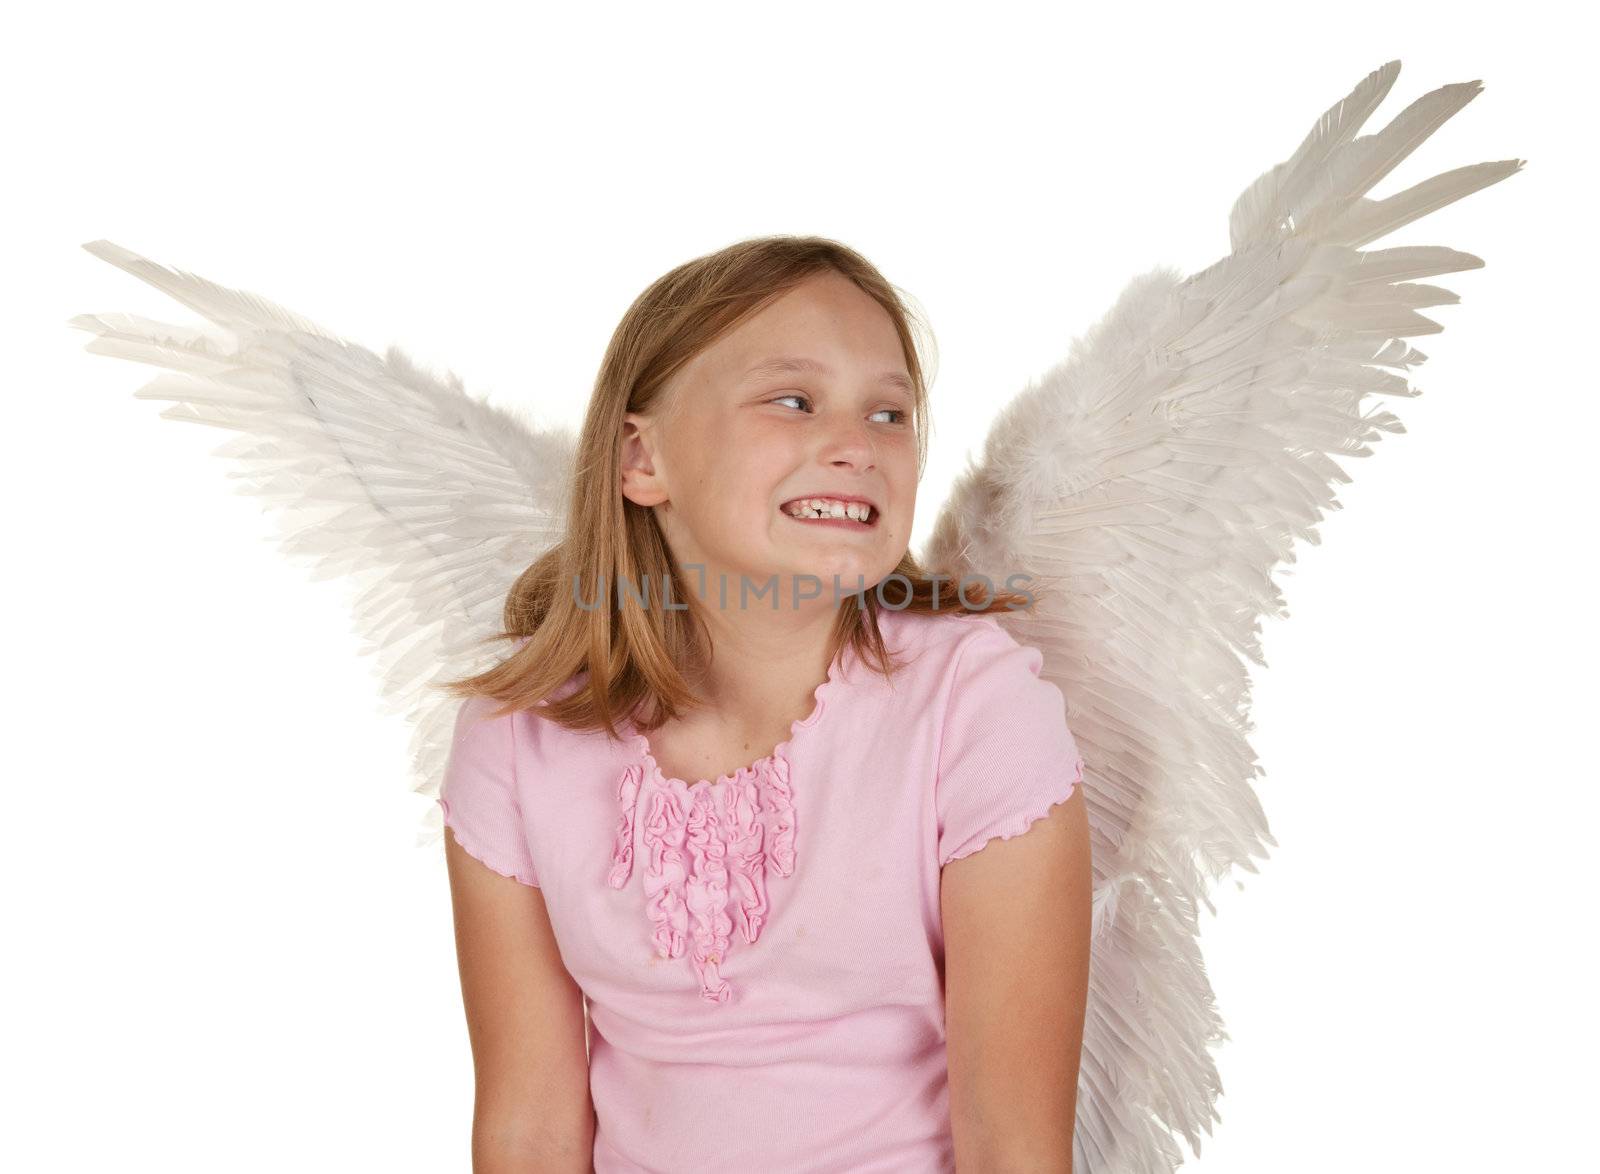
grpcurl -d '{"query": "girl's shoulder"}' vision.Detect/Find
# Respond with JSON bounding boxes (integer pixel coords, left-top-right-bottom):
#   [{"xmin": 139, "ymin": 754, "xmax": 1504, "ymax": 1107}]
[
  {"xmin": 859, "ymin": 607, "xmax": 1050, "ymax": 722},
  {"xmin": 877, "ymin": 606, "xmax": 1061, "ymax": 716},
  {"xmin": 875, "ymin": 604, "xmax": 1031, "ymax": 666}
]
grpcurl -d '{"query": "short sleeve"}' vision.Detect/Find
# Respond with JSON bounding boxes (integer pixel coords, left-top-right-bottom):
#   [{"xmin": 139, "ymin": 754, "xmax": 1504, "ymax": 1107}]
[
  {"xmin": 437, "ymin": 694, "xmax": 540, "ymax": 887},
  {"xmin": 935, "ymin": 619, "xmax": 1086, "ymax": 867}
]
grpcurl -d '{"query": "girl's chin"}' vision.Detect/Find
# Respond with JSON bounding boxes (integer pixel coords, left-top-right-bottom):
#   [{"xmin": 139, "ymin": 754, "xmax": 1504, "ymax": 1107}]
[
  {"xmin": 770, "ymin": 561, "xmax": 883, "ymax": 593},
  {"xmin": 706, "ymin": 550, "xmax": 871, "ymax": 586}
]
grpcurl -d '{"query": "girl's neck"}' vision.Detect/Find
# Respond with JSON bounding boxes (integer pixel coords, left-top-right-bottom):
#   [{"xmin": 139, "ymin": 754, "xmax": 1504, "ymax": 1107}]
[{"xmin": 683, "ymin": 604, "xmax": 842, "ymax": 735}]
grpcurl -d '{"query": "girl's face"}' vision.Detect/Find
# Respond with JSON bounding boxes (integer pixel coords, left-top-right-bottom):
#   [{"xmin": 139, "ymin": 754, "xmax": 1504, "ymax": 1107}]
[{"xmin": 622, "ymin": 270, "xmax": 918, "ymax": 611}]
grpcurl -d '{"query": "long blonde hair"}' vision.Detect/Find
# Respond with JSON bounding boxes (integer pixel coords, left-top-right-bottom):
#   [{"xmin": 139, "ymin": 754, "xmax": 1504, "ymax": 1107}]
[{"xmin": 441, "ymin": 234, "xmax": 1031, "ymax": 734}]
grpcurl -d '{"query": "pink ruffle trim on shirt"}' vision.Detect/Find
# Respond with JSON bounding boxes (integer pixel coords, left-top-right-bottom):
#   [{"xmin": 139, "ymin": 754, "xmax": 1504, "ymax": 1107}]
[
  {"xmin": 606, "ymin": 661, "xmax": 837, "ymax": 1005},
  {"xmin": 438, "ymin": 796, "xmax": 540, "ymax": 887},
  {"xmin": 941, "ymin": 753, "xmax": 1087, "ymax": 866}
]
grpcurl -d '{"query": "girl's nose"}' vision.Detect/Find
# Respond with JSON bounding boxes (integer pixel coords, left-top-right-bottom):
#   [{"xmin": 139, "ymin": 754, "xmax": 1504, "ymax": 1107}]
[{"xmin": 819, "ymin": 415, "xmax": 876, "ymax": 470}]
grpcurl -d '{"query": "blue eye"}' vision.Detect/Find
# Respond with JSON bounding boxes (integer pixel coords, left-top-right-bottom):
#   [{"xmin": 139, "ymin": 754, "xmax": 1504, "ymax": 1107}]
[{"xmin": 770, "ymin": 393, "xmax": 908, "ymax": 425}]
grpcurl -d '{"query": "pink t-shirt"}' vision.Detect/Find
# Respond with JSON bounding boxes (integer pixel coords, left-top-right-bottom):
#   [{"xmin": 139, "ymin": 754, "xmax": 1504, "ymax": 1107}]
[{"xmin": 437, "ymin": 605, "xmax": 1086, "ymax": 1172}]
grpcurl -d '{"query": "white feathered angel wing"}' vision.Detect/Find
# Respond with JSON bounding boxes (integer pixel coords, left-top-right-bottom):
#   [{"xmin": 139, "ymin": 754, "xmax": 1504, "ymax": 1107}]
[
  {"xmin": 70, "ymin": 241, "xmax": 576, "ymax": 847},
  {"xmin": 921, "ymin": 60, "xmax": 1523, "ymax": 1173}
]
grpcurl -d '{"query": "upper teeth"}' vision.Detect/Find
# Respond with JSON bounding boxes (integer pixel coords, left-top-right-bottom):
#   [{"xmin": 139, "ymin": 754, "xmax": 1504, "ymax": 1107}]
[{"xmin": 785, "ymin": 497, "xmax": 873, "ymax": 522}]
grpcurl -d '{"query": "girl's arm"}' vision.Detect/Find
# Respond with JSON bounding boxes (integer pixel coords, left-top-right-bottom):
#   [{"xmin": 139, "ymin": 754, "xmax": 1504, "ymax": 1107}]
[
  {"xmin": 940, "ymin": 784, "xmax": 1093, "ymax": 1172},
  {"xmin": 444, "ymin": 833, "xmax": 595, "ymax": 1172}
]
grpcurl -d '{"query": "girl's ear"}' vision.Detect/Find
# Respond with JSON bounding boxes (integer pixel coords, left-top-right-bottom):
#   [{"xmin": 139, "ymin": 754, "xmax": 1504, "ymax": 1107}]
[{"xmin": 620, "ymin": 414, "xmax": 670, "ymax": 508}]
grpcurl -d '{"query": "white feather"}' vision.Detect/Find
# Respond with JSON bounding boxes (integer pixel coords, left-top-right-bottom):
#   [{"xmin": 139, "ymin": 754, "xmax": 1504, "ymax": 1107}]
[
  {"xmin": 920, "ymin": 59, "xmax": 1522, "ymax": 1172},
  {"xmin": 68, "ymin": 240, "xmax": 576, "ymax": 849}
]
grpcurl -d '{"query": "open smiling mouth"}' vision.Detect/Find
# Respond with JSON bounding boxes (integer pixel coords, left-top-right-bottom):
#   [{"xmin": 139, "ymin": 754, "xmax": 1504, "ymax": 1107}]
[{"xmin": 779, "ymin": 497, "xmax": 878, "ymax": 529}]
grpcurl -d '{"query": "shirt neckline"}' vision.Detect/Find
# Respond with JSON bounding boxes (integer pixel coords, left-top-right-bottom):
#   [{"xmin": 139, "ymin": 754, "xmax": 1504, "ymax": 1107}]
[{"xmin": 622, "ymin": 637, "xmax": 853, "ymax": 790}]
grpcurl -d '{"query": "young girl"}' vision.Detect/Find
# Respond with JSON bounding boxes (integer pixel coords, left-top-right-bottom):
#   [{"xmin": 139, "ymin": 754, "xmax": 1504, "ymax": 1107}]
[
  {"xmin": 435, "ymin": 237, "xmax": 1093, "ymax": 1172},
  {"xmin": 76, "ymin": 66, "xmax": 1519, "ymax": 1173}
]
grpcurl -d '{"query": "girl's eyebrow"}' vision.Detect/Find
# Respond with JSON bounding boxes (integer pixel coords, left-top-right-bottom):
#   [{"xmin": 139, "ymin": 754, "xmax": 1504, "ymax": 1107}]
[{"xmin": 739, "ymin": 355, "xmax": 914, "ymax": 395}]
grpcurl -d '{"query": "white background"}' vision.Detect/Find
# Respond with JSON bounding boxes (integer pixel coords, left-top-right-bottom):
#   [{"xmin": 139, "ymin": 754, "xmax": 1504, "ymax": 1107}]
[{"xmin": 5, "ymin": 2, "xmax": 1589, "ymax": 1170}]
